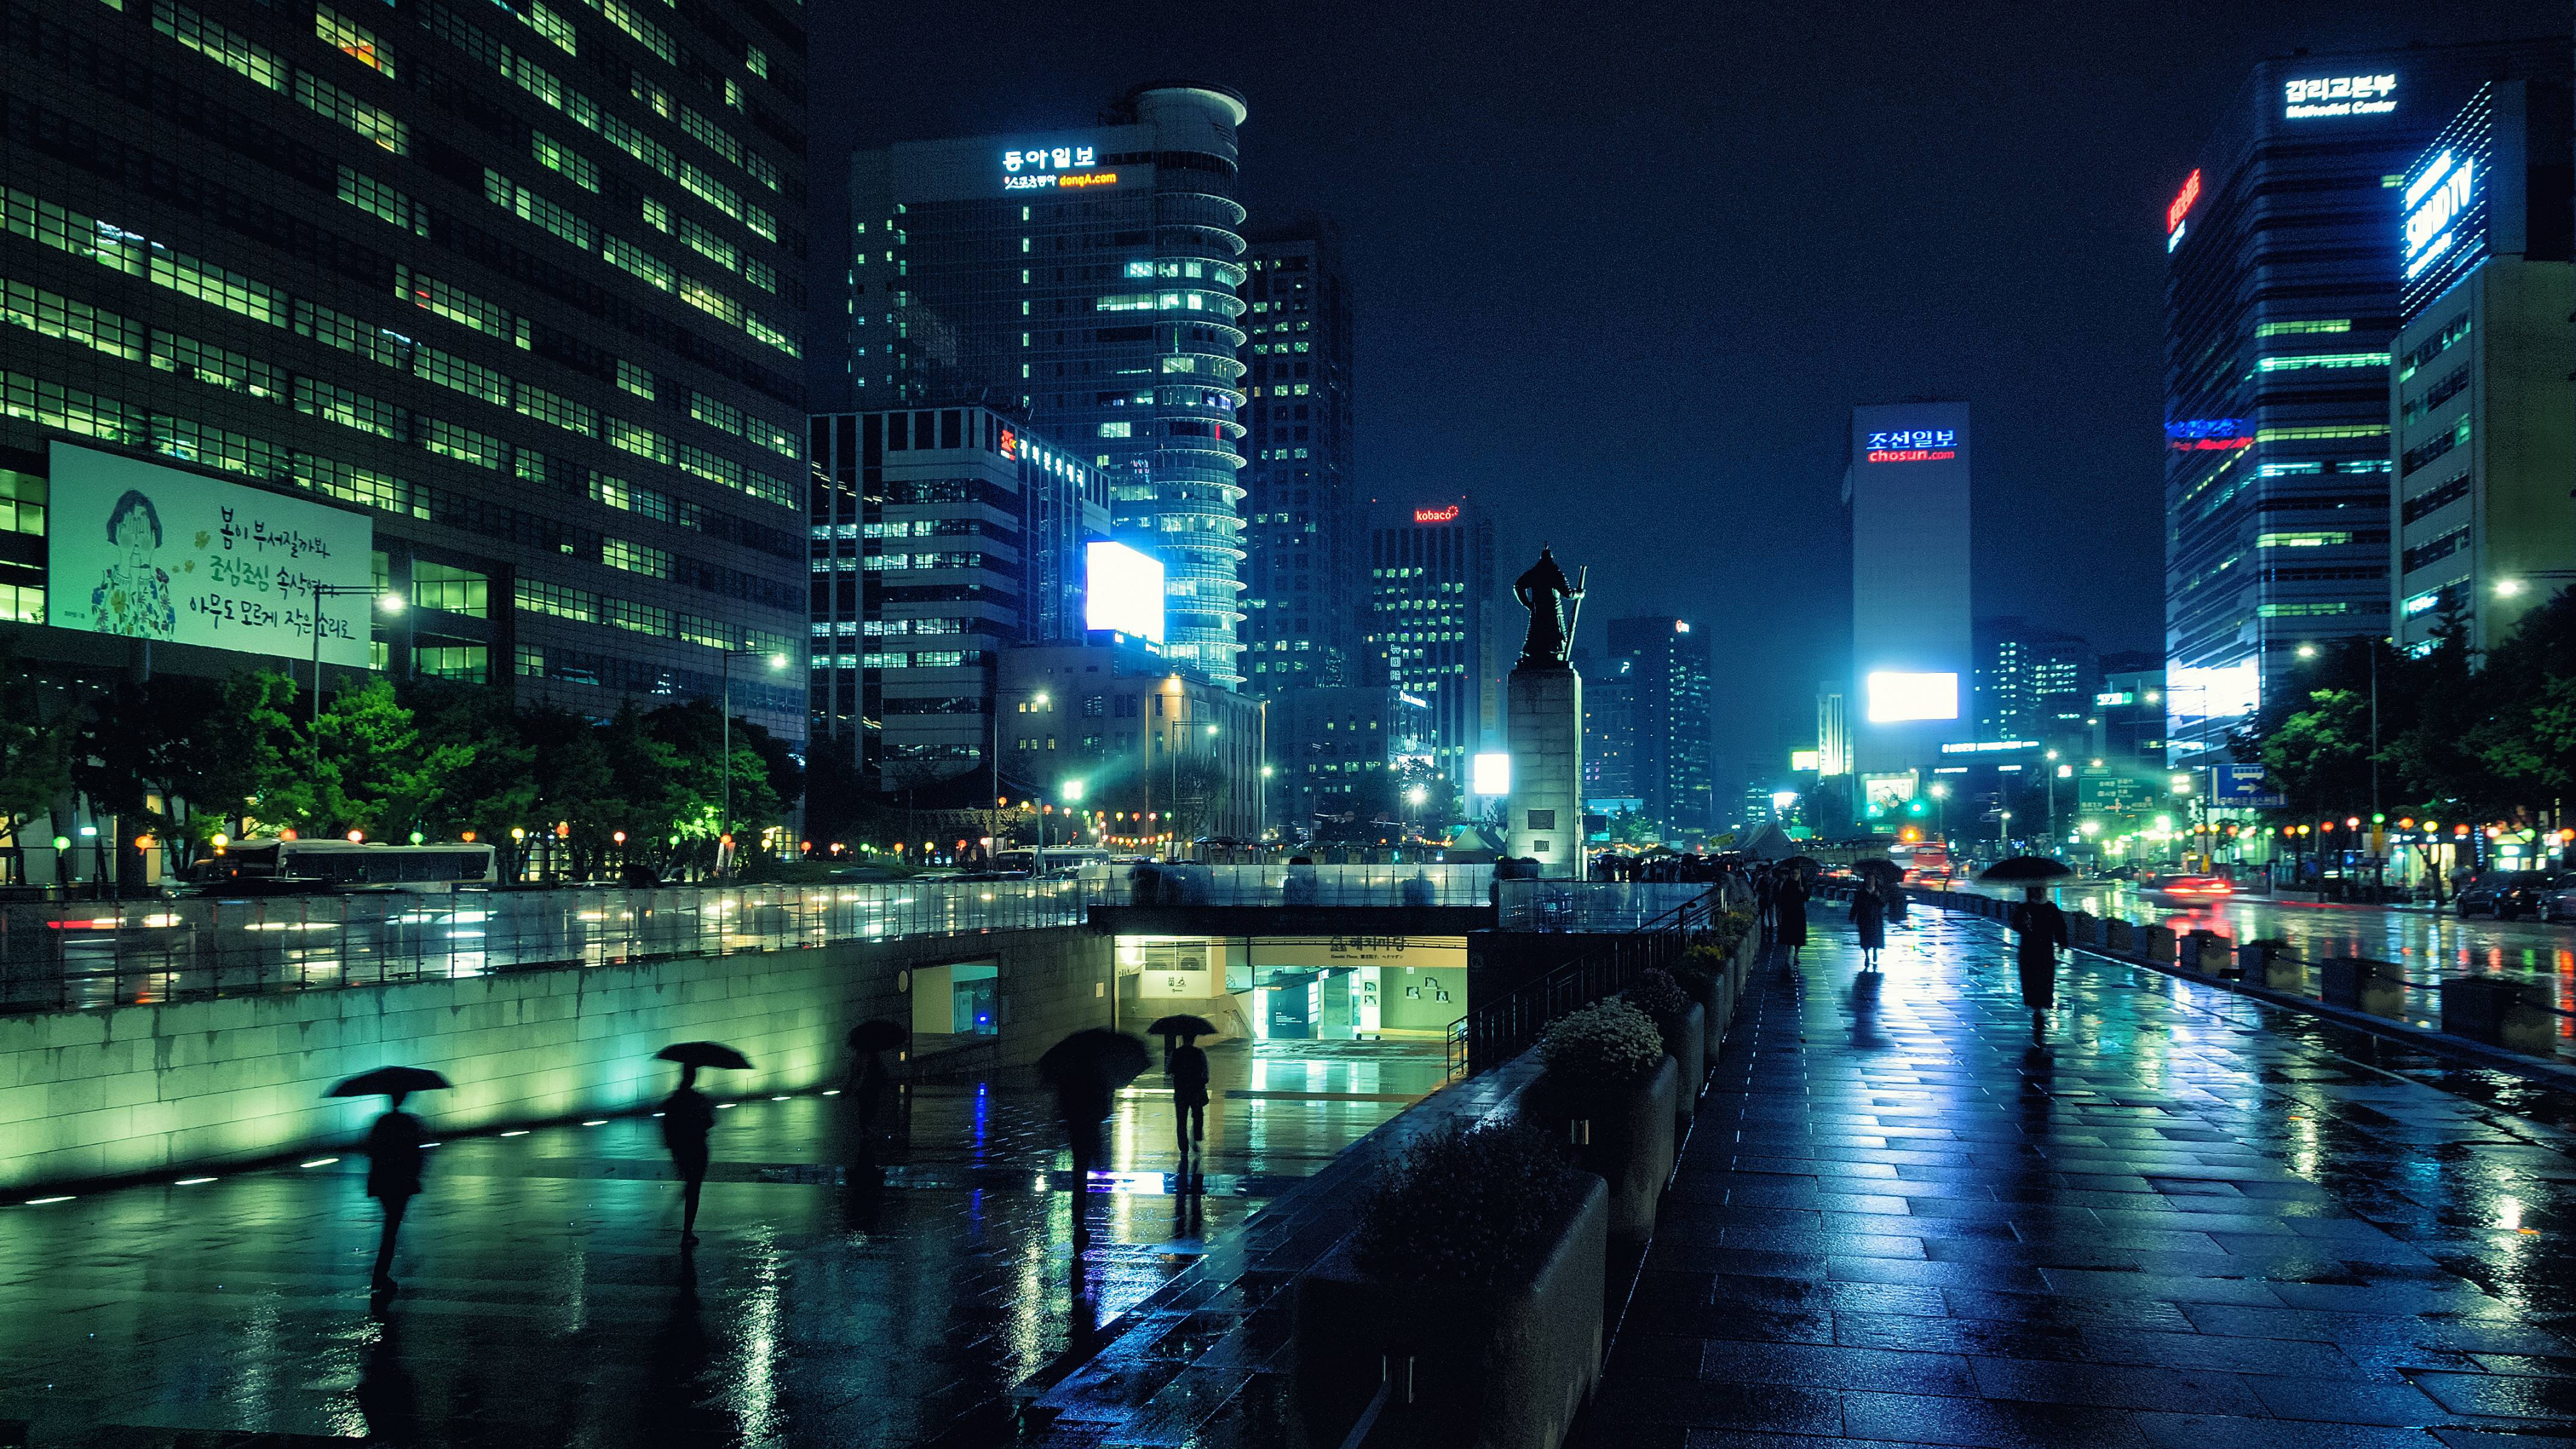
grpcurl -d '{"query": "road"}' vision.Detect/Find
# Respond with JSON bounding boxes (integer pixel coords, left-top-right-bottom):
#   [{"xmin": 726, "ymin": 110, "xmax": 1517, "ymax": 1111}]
[{"xmin": 1944, "ymin": 879, "xmax": 2576, "ymax": 1053}]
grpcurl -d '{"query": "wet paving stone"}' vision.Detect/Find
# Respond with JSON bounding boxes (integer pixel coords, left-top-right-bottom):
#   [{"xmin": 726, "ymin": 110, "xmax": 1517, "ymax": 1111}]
[{"xmin": 1573, "ymin": 909, "xmax": 2576, "ymax": 1449}]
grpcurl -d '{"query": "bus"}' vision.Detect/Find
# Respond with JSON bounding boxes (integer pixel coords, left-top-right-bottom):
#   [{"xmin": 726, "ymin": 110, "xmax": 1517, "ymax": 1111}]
[
  {"xmin": 191, "ymin": 839, "xmax": 500, "ymax": 894},
  {"xmin": 1889, "ymin": 839, "xmax": 1956, "ymax": 885}
]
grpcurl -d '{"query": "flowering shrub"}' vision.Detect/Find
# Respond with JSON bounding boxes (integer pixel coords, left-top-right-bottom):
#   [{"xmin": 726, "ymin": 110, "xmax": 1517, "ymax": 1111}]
[
  {"xmin": 1538, "ymin": 999, "xmax": 1664, "ymax": 1087},
  {"xmin": 1353, "ymin": 1119, "xmax": 1585, "ymax": 1290},
  {"xmin": 1625, "ymin": 967, "xmax": 1688, "ymax": 1020},
  {"xmin": 1708, "ymin": 908, "xmax": 1757, "ymax": 955}
]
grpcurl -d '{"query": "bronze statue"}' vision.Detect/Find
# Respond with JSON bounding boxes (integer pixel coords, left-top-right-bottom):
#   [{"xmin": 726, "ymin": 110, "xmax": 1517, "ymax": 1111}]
[{"xmin": 1513, "ymin": 546, "xmax": 1583, "ymax": 666}]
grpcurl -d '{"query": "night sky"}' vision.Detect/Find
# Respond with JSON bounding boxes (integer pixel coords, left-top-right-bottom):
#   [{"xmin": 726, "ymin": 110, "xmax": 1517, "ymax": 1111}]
[{"xmin": 808, "ymin": 0, "xmax": 2563, "ymax": 811}]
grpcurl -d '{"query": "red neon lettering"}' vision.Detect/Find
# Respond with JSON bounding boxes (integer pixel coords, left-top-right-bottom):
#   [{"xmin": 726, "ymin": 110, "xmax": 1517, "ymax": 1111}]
[
  {"xmin": 2167, "ymin": 168, "xmax": 2201, "ymax": 233},
  {"xmin": 1413, "ymin": 505, "xmax": 1460, "ymax": 523},
  {"xmin": 998, "ymin": 428, "xmax": 1017, "ymax": 459}
]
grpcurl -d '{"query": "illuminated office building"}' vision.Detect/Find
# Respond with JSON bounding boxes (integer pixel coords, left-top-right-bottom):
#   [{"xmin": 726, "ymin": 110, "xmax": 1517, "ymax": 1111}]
[
  {"xmin": 808, "ymin": 408, "xmax": 1110, "ymax": 789},
  {"xmin": 2163, "ymin": 40, "xmax": 2561, "ymax": 761},
  {"xmin": 1278, "ymin": 684, "xmax": 1396, "ymax": 835},
  {"xmin": 0, "ymin": 0, "xmax": 810, "ymax": 739},
  {"xmin": 1578, "ymin": 651, "xmax": 1640, "ymax": 812},
  {"xmin": 1847, "ymin": 401, "xmax": 1972, "ymax": 786},
  {"xmin": 1603, "ymin": 617, "xmax": 1713, "ymax": 836},
  {"xmin": 2390, "ymin": 79, "xmax": 2575, "ymax": 657},
  {"xmin": 1364, "ymin": 498, "xmax": 1496, "ymax": 790},
  {"xmin": 1238, "ymin": 218, "xmax": 1358, "ymax": 692},
  {"xmin": 1974, "ymin": 617, "xmax": 2096, "ymax": 745},
  {"xmin": 843, "ymin": 85, "xmax": 1252, "ymax": 688}
]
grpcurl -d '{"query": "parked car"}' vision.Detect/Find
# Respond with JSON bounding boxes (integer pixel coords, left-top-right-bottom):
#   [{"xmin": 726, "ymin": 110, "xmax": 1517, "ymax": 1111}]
[
  {"xmin": 2457, "ymin": 870, "xmax": 2557, "ymax": 920},
  {"xmin": 2539, "ymin": 879, "xmax": 2576, "ymax": 923}
]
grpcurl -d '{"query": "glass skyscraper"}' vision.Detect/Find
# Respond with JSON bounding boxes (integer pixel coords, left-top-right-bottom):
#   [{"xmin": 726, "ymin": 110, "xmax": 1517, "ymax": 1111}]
[
  {"xmin": 843, "ymin": 85, "xmax": 1252, "ymax": 688},
  {"xmin": 0, "ymin": 0, "xmax": 810, "ymax": 739},
  {"xmin": 2162, "ymin": 39, "xmax": 2560, "ymax": 761},
  {"xmin": 1238, "ymin": 217, "xmax": 1357, "ymax": 692},
  {"xmin": 1364, "ymin": 499, "xmax": 1494, "ymax": 790}
]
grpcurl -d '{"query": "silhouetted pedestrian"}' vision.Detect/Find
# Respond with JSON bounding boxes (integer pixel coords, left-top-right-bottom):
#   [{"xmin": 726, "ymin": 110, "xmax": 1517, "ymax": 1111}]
[
  {"xmin": 1853, "ymin": 881, "xmax": 1886, "ymax": 970},
  {"xmin": 2010, "ymin": 886, "xmax": 2070, "ymax": 1036},
  {"xmin": 1057, "ymin": 1065, "xmax": 1113, "ymax": 1181},
  {"xmin": 1776, "ymin": 872, "xmax": 1810, "ymax": 967},
  {"xmin": 660, "ymin": 1065, "xmax": 717, "ymax": 1246},
  {"xmin": 1167, "ymin": 1037, "xmax": 1210, "ymax": 1159},
  {"xmin": 364, "ymin": 1092, "xmax": 426, "ymax": 1296}
]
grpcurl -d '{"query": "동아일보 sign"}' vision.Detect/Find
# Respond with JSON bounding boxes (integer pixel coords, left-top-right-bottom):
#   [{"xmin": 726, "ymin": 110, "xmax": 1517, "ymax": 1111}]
[{"xmin": 45, "ymin": 443, "xmax": 376, "ymax": 667}]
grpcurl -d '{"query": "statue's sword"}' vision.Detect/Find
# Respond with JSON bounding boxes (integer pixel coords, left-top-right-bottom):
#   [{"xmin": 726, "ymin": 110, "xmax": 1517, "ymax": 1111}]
[{"xmin": 1565, "ymin": 566, "xmax": 1588, "ymax": 655}]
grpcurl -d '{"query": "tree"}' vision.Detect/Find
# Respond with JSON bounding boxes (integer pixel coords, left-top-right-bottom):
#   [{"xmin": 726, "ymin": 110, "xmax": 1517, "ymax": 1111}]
[
  {"xmin": 0, "ymin": 654, "xmax": 74, "ymax": 864},
  {"xmin": 2260, "ymin": 688, "xmax": 2373, "ymax": 819},
  {"xmin": 1168, "ymin": 753, "xmax": 1234, "ymax": 841}
]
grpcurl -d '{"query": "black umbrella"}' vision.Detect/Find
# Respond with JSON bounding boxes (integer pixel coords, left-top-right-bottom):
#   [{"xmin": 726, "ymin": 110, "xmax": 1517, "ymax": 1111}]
[
  {"xmin": 847, "ymin": 1020, "xmax": 906, "ymax": 1053},
  {"xmin": 328, "ymin": 1066, "xmax": 451, "ymax": 1099},
  {"xmin": 1856, "ymin": 859, "xmax": 1904, "ymax": 881},
  {"xmin": 1148, "ymin": 1014, "xmax": 1218, "ymax": 1040},
  {"xmin": 1781, "ymin": 855, "xmax": 1821, "ymax": 872},
  {"xmin": 657, "ymin": 1041, "xmax": 752, "ymax": 1071},
  {"xmin": 1979, "ymin": 855, "xmax": 2076, "ymax": 883},
  {"xmin": 1037, "ymin": 1028, "xmax": 1151, "ymax": 1089}
]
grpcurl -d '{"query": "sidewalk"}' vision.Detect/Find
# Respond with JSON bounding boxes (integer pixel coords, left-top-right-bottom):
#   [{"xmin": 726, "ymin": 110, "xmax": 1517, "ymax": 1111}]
[{"xmin": 1577, "ymin": 908, "xmax": 2576, "ymax": 1447}]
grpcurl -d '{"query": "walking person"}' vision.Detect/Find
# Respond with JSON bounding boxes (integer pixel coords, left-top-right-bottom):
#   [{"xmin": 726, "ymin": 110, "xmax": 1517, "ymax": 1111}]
[
  {"xmin": 2009, "ymin": 885, "xmax": 2070, "ymax": 1038},
  {"xmin": 1167, "ymin": 1035, "xmax": 1210, "ymax": 1163},
  {"xmin": 1852, "ymin": 879, "xmax": 1886, "ymax": 971},
  {"xmin": 364, "ymin": 1090, "xmax": 426, "ymax": 1297},
  {"xmin": 661, "ymin": 1064, "xmax": 717, "ymax": 1247},
  {"xmin": 1776, "ymin": 869, "xmax": 1810, "ymax": 969}
]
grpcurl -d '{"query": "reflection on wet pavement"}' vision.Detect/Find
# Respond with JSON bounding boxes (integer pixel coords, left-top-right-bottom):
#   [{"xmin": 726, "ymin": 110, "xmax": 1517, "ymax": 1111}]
[
  {"xmin": 1581, "ymin": 910, "xmax": 2576, "ymax": 1446},
  {"xmin": 1990, "ymin": 879, "xmax": 2576, "ymax": 1055},
  {"xmin": 0, "ymin": 1038, "xmax": 1450, "ymax": 1446}
]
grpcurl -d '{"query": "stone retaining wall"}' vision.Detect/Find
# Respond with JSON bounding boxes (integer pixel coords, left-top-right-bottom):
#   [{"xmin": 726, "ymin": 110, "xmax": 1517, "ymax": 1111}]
[{"xmin": 0, "ymin": 926, "xmax": 1109, "ymax": 1191}]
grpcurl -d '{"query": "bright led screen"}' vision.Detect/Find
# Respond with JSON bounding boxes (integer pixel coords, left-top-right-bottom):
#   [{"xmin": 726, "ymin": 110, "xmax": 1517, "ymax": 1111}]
[
  {"xmin": 1865, "ymin": 671, "xmax": 1959, "ymax": 723},
  {"xmin": 1472, "ymin": 751, "xmax": 1511, "ymax": 796},
  {"xmin": 1084, "ymin": 541, "xmax": 1164, "ymax": 643}
]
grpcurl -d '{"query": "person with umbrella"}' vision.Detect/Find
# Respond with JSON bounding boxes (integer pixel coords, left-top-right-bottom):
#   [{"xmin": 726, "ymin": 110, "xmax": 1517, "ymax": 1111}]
[
  {"xmin": 1150, "ymin": 1016, "xmax": 1216, "ymax": 1163},
  {"xmin": 1038, "ymin": 1028, "xmax": 1149, "ymax": 1185},
  {"xmin": 1851, "ymin": 875, "xmax": 1887, "ymax": 971},
  {"xmin": 846, "ymin": 1020, "xmax": 905, "ymax": 1143},
  {"xmin": 655, "ymin": 1042, "xmax": 750, "ymax": 1246},
  {"xmin": 1982, "ymin": 857, "xmax": 2074, "ymax": 1036},
  {"xmin": 329, "ymin": 1066, "xmax": 451, "ymax": 1297}
]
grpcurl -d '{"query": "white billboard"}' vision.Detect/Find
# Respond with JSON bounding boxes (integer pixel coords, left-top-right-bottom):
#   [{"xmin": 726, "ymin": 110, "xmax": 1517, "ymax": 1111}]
[
  {"xmin": 1865, "ymin": 670, "xmax": 1959, "ymax": 723},
  {"xmin": 45, "ymin": 444, "xmax": 375, "ymax": 667},
  {"xmin": 1085, "ymin": 539, "xmax": 1164, "ymax": 643},
  {"xmin": 1471, "ymin": 751, "xmax": 1511, "ymax": 796}
]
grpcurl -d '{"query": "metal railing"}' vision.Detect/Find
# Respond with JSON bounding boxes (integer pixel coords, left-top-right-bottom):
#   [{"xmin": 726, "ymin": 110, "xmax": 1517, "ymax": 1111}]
[
  {"xmin": 1099, "ymin": 862, "xmax": 1494, "ymax": 908},
  {"xmin": 1494, "ymin": 880, "xmax": 1715, "ymax": 932},
  {"xmin": 0, "ymin": 880, "xmax": 1095, "ymax": 1013},
  {"xmin": 1447, "ymin": 888, "xmax": 1725, "ymax": 1077}
]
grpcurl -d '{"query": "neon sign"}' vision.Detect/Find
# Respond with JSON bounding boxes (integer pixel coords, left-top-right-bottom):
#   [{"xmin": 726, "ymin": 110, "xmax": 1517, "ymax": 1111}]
[
  {"xmin": 1413, "ymin": 506, "xmax": 1460, "ymax": 523},
  {"xmin": 2166, "ymin": 170, "xmax": 2200, "ymax": 233},
  {"xmin": 1004, "ymin": 170, "xmax": 1118, "ymax": 192},
  {"xmin": 2285, "ymin": 73, "xmax": 2396, "ymax": 119},
  {"xmin": 2402, "ymin": 148, "xmax": 2474, "ymax": 282},
  {"xmin": 1004, "ymin": 146, "xmax": 1096, "ymax": 173},
  {"xmin": 2165, "ymin": 418, "xmax": 2251, "ymax": 451},
  {"xmin": 1866, "ymin": 447, "xmax": 1957, "ymax": 464},
  {"xmin": 998, "ymin": 427, "xmax": 1017, "ymax": 460}
]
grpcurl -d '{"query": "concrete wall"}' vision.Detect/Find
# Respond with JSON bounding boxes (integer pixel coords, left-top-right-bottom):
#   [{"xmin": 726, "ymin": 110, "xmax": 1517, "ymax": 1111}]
[{"xmin": 0, "ymin": 926, "xmax": 1110, "ymax": 1191}]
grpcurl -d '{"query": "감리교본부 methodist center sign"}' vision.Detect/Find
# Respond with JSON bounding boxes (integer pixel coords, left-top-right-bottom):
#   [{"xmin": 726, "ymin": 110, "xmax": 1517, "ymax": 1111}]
[{"xmin": 44, "ymin": 443, "xmax": 376, "ymax": 668}]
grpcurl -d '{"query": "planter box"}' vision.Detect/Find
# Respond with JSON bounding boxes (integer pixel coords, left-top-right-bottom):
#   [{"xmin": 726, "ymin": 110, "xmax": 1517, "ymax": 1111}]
[
  {"xmin": 2066, "ymin": 911, "xmax": 2097, "ymax": 947},
  {"xmin": 2139, "ymin": 924, "xmax": 2176, "ymax": 963},
  {"xmin": 2182, "ymin": 930, "xmax": 2229, "ymax": 975},
  {"xmin": 1664, "ymin": 1002, "xmax": 1706, "ymax": 1126},
  {"xmin": 1295, "ymin": 1178, "xmax": 1609, "ymax": 1449},
  {"xmin": 1523, "ymin": 1057, "xmax": 1678, "ymax": 1244},
  {"xmin": 2442, "ymin": 977, "xmax": 2559, "ymax": 1057},
  {"xmin": 2104, "ymin": 918, "xmax": 2135, "ymax": 952},
  {"xmin": 2240, "ymin": 941, "xmax": 2303, "ymax": 990},
  {"xmin": 2320, "ymin": 957, "xmax": 2406, "ymax": 1018}
]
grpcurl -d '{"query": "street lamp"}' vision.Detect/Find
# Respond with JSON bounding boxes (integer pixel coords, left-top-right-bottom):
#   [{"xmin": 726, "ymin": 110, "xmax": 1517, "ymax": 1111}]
[
  {"xmin": 1928, "ymin": 781, "xmax": 1948, "ymax": 840},
  {"xmin": 305, "ymin": 583, "xmax": 405, "ymax": 727},
  {"xmin": 718, "ymin": 646, "xmax": 789, "ymax": 871},
  {"xmin": 1051, "ymin": 779, "xmax": 1084, "ymax": 876}
]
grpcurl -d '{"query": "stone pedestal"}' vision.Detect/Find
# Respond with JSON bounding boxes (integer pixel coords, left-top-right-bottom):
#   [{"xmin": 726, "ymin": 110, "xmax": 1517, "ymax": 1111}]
[{"xmin": 1507, "ymin": 662, "xmax": 1582, "ymax": 879}]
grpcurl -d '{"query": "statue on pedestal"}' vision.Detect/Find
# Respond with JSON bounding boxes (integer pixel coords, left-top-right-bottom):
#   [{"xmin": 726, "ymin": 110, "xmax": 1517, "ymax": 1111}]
[{"xmin": 1512, "ymin": 546, "xmax": 1584, "ymax": 667}]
